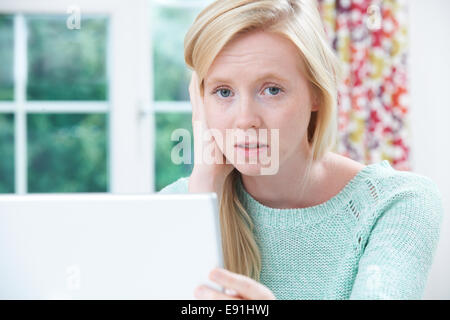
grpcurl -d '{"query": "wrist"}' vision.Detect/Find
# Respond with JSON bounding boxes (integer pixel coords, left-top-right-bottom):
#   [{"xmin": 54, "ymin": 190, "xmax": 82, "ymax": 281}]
[{"xmin": 189, "ymin": 168, "xmax": 228, "ymax": 195}]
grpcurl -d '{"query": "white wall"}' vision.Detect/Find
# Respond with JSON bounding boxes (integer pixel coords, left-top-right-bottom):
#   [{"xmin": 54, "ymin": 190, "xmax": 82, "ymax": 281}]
[{"xmin": 409, "ymin": 0, "xmax": 450, "ymax": 299}]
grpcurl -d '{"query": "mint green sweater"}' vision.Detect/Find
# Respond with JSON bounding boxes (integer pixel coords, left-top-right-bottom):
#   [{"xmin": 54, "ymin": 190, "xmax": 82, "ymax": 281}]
[{"xmin": 159, "ymin": 160, "xmax": 444, "ymax": 299}]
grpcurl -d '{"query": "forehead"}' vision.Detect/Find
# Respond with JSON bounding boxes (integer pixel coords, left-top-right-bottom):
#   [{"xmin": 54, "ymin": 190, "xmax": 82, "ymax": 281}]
[{"xmin": 205, "ymin": 30, "xmax": 305, "ymax": 83}]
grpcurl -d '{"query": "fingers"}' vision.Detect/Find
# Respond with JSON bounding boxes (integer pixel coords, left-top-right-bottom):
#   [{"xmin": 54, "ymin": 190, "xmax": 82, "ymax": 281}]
[
  {"xmin": 189, "ymin": 71, "xmax": 206, "ymax": 124},
  {"xmin": 194, "ymin": 285, "xmax": 241, "ymax": 300},
  {"xmin": 189, "ymin": 72, "xmax": 233, "ymax": 171},
  {"xmin": 208, "ymin": 268, "xmax": 275, "ymax": 300},
  {"xmin": 190, "ymin": 71, "xmax": 215, "ymax": 166},
  {"xmin": 189, "ymin": 72, "xmax": 198, "ymax": 119}
]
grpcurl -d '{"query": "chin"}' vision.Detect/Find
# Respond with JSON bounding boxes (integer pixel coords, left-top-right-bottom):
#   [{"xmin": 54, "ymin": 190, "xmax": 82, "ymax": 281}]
[{"xmin": 232, "ymin": 163, "xmax": 268, "ymax": 176}]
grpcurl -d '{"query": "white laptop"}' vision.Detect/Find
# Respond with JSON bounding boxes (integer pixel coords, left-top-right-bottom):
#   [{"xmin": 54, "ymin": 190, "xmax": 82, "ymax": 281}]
[{"xmin": 0, "ymin": 193, "xmax": 223, "ymax": 300}]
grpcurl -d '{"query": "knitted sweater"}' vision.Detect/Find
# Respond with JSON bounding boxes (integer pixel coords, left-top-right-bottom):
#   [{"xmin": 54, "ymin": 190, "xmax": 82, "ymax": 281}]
[{"xmin": 158, "ymin": 160, "xmax": 444, "ymax": 299}]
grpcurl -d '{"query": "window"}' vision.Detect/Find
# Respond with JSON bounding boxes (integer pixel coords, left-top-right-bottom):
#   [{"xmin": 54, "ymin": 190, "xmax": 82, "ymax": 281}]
[
  {"xmin": 0, "ymin": 15, "xmax": 14, "ymax": 193},
  {"xmin": 152, "ymin": 1, "xmax": 210, "ymax": 191},
  {"xmin": 0, "ymin": 0, "xmax": 210, "ymax": 194},
  {"xmin": 0, "ymin": 15, "xmax": 13, "ymax": 100},
  {"xmin": 0, "ymin": 13, "xmax": 108, "ymax": 194},
  {"xmin": 0, "ymin": 113, "xmax": 14, "ymax": 193}
]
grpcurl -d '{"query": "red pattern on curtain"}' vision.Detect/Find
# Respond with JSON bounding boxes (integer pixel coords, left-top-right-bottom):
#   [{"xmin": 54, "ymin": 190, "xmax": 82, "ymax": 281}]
[{"xmin": 317, "ymin": 0, "xmax": 411, "ymax": 170}]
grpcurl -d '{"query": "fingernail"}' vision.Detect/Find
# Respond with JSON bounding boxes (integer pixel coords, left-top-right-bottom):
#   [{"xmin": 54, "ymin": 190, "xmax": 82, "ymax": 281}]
[{"xmin": 225, "ymin": 288, "xmax": 238, "ymax": 296}]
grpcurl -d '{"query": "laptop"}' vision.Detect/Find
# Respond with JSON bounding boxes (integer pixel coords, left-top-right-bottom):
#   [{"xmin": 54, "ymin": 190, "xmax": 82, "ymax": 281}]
[{"xmin": 0, "ymin": 193, "xmax": 223, "ymax": 299}]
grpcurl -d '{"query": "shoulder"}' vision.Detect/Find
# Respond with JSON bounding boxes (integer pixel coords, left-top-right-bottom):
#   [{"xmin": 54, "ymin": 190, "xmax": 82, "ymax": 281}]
[
  {"xmin": 371, "ymin": 162, "xmax": 443, "ymax": 213},
  {"xmin": 318, "ymin": 152, "xmax": 366, "ymax": 201},
  {"xmin": 325, "ymin": 152, "xmax": 443, "ymax": 214},
  {"xmin": 349, "ymin": 167, "xmax": 444, "ymax": 299},
  {"xmin": 325, "ymin": 152, "xmax": 444, "ymax": 233},
  {"xmin": 158, "ymin": 176, "xmax": 190, "ymax": 194},
  {"xmin": 327, "ymin": 153, "xmax": 366, "ymax": 182},
  {"xmin": 357, "ymin": 160, "xmax": 444, "ymax": 244}
]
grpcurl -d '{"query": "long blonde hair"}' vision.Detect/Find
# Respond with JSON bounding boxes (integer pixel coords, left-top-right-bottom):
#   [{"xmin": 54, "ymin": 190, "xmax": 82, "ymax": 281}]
[{"xmin": 184, "ymin": 0, "xmax": 342, "ymax": 281}]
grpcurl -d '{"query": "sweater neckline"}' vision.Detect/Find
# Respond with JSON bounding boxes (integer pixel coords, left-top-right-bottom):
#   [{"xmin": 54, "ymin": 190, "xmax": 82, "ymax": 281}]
[{"xmin": 236, "ymin": 160, "xmax": 392, "ymax": 228}]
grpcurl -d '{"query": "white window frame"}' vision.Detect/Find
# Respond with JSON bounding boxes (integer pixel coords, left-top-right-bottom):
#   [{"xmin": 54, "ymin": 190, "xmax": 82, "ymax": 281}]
[
  {"xmin": 0, "ymin": 0, "xmax": 213, "ymax": 194},
  {"xmin": 0, "ymin": 0, "xmax": 153, "ymax": 194}
]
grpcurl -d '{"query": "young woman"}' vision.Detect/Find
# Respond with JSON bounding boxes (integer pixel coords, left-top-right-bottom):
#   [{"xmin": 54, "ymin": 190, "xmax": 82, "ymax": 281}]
[{"xmin": 159, "ymin": 0, "xmax": 443, "ymax": 300}]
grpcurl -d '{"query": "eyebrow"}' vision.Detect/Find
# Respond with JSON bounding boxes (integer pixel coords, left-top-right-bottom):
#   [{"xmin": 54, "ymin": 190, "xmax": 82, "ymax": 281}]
[{"xmin": 205, "ymin": 73, "xmax": 289, "ymax": 86}]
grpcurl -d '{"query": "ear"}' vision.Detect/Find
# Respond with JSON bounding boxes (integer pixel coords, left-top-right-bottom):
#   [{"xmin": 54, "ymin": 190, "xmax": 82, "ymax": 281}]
[
  {"xmin": 311, "ymin": 95, "xmax": 319, "ymax": 112},
  {"xmin": 310, "ymin": 87, "xmax": 320, "ymax": 112}
]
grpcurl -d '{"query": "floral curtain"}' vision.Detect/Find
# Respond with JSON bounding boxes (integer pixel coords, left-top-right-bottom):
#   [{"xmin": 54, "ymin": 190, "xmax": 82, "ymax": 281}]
[{"xmin": 318, "ymin": 0, "xmax": 410, "ymax": 170}]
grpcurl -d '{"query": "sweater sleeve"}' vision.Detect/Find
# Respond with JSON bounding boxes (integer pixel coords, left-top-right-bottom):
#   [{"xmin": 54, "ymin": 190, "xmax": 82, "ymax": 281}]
[
  {"xmin": 349, "ymin": 176, "xmax": 444, "ymax": 300},
  {"xmin": 158, "ymin": 176, "xmax": 189, "ymax": 194}
]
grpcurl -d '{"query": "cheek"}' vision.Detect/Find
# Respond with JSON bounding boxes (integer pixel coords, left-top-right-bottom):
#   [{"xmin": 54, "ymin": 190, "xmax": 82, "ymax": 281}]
[
  {"xmin": 203, "ymin": 102, "xmax": 235, "ymax": 155},
  {"xmin": 211, "ymin": 129, "xmax": 227, "ymax": 152},
  {"xmin": 204, "ymin": 112, "xmax": 228, "ymax": 151},
  {"xmin": 204, "ymin": 100, "xmax": 228, "ymax": 128},
  {"xmin": 273, "ymin": 107, "xmax": 310, "ymax": 149}
]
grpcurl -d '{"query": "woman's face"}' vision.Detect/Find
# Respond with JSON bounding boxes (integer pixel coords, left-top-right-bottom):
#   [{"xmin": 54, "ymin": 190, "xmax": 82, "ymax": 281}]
[{"xmin": 203, "ymin": 30, "xmax": 318, "ymax": 176}]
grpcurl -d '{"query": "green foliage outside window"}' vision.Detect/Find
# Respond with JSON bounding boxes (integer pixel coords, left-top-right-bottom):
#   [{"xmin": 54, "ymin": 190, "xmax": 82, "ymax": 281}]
[
  {"xmin": 0, "ymin": 114, "xmax": 14, "ymax": 193},
  {"xmin": 0, "ymin": 8, "xmax": 202, "ymax": 193},
  {"xmin": 0, "ymin": 15, "xmax": 14, "ymax": 100},
  {"xmin": 27, "ymin": 16, "xmax": 108, "ymax": 101},
  {"xmin": 152, "ymin": 6, "xmax": 200, "ymax": 101},
  {"xmin": 155, "ymin": 112, "xmax": 193, "ymax": 191},
  {"xmin": 153, "ymin": 6, "xmax": 201, "ymax": 190},
  {"xmin": 27, "ymin": 114, "xmax": 108, "ymax": 193}
]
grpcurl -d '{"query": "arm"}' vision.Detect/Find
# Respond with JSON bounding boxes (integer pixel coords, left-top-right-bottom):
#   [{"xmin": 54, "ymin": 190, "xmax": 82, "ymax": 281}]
[{"xmin": 350, "ymin": 177, "xmax": 444, "ymax": 299}]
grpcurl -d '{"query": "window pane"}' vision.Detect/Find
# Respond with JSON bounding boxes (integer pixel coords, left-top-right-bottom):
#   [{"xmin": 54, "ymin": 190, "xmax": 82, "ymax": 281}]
[
  {"xmin": 0, "ymin": 114, "xmax": 14, "ymax": 193},
  {"xmin": 155, "ymin": 112, "xmax": 193, "ymax": 191},
  {"xmin": 27, "ymin": 113, "xmax": 108, "ymax": 192},
  {"xmin": 0, "ymin": 15, "xmax": 14, "ymax": 101},
  {"xmin": 27, "ymin": 16, "xmax": 108, "ymax": 101},
  {"xmin": 152, "ymin": 6, "xmax": 201, "ymax": 101}
]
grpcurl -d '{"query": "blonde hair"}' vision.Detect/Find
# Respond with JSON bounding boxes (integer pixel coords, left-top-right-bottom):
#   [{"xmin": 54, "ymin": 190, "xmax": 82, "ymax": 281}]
[{"xmin": 184, "ymin": 0, "xmax": 342, "ymax": 281}]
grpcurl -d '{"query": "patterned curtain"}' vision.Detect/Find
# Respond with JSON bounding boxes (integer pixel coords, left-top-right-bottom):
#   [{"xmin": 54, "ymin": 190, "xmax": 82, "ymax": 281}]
[{"xmin": 317, "ymin": 0, "xmax": 410, "ymax": 170}]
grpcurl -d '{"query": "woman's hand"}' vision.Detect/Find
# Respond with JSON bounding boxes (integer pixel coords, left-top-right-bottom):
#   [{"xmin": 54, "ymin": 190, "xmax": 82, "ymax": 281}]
[
  {"xmin": 188, "ymin": 71, "xmax": 234, "ymax": 196},
  {"xmin": 194, "ymin": 268, "xmax": 276, "ymax": 300}
]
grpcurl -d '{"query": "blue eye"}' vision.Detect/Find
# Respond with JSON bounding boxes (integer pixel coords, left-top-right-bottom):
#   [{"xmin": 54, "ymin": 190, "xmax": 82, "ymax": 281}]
[
  {"xmin": 212, "ymin": 86, "xmax": 282, "ymax": 98},
  {"xmin": 264, "ymin": 87, "xmax": 281, "ymax": 96},
  {"xmin": 215, "ymin": 88, "xmax": 232, "ymax": 98}
]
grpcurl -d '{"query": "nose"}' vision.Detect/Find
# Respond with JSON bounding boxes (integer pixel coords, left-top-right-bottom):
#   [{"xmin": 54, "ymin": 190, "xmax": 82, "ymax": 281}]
[{"xmin": 235, "ymin": 96, "xmax": 261, "ymax": 130}]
